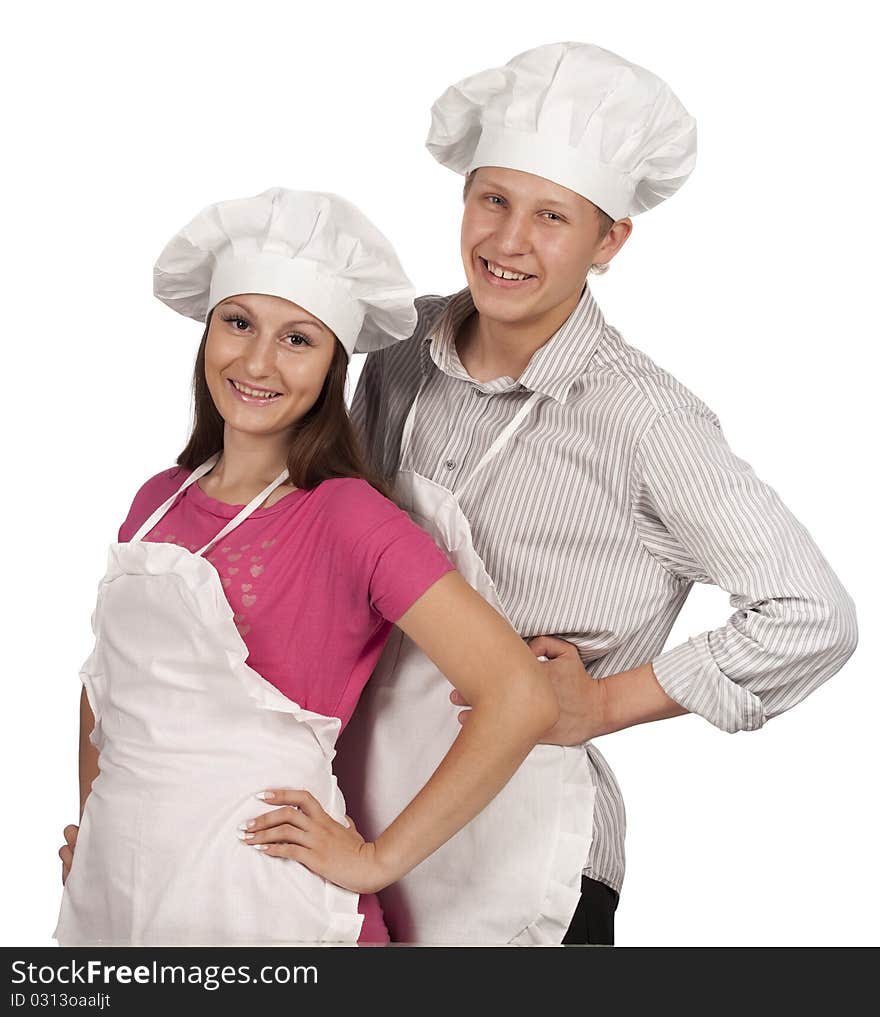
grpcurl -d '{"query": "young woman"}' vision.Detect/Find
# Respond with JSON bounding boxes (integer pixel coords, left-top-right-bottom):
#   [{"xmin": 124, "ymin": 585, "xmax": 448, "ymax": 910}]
[{"xmin": 54, "ymin": 187, "xmax": 559, "ymax": 946}]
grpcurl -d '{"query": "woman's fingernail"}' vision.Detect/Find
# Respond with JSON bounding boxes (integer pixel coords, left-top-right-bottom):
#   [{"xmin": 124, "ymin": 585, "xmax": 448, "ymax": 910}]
[
  {"xmin": 250, "ymin": 843, "xmax": 268, "ymax": 851},
  {"xmin": 237, "ymin": 820, "xmax": 256, "ymax": 830},
  {"xmin": 236, "ymin": 830, "xmax": 248, "ymax": 840},
  {"xmin": 255, "ymin": 791, "xmax": 275, "ymax": 801}
]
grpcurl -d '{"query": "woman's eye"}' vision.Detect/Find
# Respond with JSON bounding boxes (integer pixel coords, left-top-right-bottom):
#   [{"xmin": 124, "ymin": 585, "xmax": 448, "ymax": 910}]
[
  {"xmin": 487, "ymin": 195, "xmax": 505, "ymax": 206},
  {"xmin": 285, "ymin": 333, "xmax": 313, "ymax": 348},
  {"xmin": 221, "ymin": 314, "xmax": 251, "ymax": 331},
  {"xmin": 543, "ymin": 212, "xmax": 563, "ymax": 222}
]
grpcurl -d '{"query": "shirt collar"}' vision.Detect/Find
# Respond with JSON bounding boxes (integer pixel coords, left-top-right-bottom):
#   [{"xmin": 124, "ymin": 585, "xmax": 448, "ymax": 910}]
[{"xmin": 424, "ymin": 284, "xmax": 607, "ymax": 404}]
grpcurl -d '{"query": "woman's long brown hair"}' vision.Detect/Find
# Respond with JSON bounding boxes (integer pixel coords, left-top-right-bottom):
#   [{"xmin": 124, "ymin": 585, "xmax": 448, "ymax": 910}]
[{"xmin": 176, "ymin": 308, "xmax": 395, "ymax": 502}]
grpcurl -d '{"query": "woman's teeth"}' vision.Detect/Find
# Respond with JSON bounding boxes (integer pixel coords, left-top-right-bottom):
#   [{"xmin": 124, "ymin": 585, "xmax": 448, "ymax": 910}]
[
  {"xmin": 230, "ymin": 379, "xmax": 281, "ymax": 398},
  {"xmin": 484, "ymin": 259, "xmax": 532, "ymax": 281}
]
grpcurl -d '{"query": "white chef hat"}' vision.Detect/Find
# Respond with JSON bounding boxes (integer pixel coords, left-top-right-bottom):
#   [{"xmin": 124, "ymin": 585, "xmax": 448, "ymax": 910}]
[
  {"xmin": 426, "ymin": 42, "xmax": 697, "ymax": 221},
  {"xmin": 153, "ymin": 187, "xmax": 417, "ymax": 358}
]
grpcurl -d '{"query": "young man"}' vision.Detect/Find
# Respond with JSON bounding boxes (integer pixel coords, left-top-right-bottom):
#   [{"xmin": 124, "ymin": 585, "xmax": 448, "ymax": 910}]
[{"xmin": 339, "ymin": 42, "xmax": 858, "ymax": 945}]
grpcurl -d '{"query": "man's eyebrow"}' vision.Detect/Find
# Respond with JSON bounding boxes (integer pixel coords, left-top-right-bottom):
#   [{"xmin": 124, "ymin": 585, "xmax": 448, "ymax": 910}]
[
  {"xmin": 475, "ymin": 178, "xmax": 577, "ymax": 213},
  {"xmin": 476, "ymin": 177, "xmax": 510, "ymax": 194}
]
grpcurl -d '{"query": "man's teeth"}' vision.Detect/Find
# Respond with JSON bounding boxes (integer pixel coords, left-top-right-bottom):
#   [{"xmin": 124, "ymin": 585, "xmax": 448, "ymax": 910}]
[
  {"xmin": 231, "ymin": 379, "xmax": 281, "ymax": 398},
  {"xmin": 486, "ymin": 260, "xmax": 532, "ymax": 281}
]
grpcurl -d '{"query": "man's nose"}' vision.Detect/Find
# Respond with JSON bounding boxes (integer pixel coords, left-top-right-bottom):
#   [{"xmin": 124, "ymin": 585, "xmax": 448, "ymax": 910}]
[{"xmin": 494, "ymin": 211, "xmax": 531, "ymax": 255}]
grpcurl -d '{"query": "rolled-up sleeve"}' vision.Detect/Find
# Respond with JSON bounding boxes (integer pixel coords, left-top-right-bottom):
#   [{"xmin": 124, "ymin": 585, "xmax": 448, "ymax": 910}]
[{"xmin": 632, "ymin": 406, "xmax": 858, "ymax": 733}]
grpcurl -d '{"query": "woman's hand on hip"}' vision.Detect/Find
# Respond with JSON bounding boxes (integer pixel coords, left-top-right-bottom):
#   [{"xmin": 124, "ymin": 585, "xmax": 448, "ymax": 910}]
[
  {"xmin": 58, "ymin": 825, "xmax": 78, "ymax": 885},
  {"xmin": 240, "ymin": 789, "xmax": 388, "ymax": 894}
]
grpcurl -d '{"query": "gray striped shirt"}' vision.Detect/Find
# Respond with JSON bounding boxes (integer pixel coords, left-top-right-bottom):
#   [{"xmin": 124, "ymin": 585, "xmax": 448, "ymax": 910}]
[{"xmin": 350, "ymin": 284, "xmax": 858, "ymax": 894}]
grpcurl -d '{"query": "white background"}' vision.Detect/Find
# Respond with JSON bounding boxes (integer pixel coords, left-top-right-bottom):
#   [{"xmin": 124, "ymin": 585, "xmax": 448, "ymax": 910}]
[{"xmin": 3, "ymin": 0, "xmax": 877, "ymax": 947}]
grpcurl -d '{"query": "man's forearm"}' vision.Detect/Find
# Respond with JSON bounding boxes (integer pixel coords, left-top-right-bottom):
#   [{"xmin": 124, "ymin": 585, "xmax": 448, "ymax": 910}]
[{"xmin": 594, "ymin": 660, "xmax": 689, "ymax": 738}]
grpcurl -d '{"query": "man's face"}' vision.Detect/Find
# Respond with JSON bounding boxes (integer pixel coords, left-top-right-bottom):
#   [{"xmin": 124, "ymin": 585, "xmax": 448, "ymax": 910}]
[{"xmin": 460, "ymin": 166, "xmax": 620, "ymax": 328}]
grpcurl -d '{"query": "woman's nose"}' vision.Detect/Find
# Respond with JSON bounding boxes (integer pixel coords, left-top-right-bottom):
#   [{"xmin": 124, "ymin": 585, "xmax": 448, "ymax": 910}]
[{"xmin": 243, "ymin": 335, "xmax": 277, "ymax": 375}]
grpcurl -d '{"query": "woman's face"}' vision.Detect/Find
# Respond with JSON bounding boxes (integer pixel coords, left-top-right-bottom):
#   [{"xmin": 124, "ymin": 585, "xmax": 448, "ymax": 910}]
[{"xmin": 204, "ymin": 292, "xmax": 338, "ymax": 439}]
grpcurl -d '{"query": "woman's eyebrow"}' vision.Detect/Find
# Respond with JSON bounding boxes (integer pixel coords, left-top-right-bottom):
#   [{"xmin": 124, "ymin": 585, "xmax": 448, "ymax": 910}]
[
  {"xmin": 218, "ymin": 299, "xmax": 254, "ymax": 317},
  {"xmin": 219, "ymin": 300, "xmax": 321, "ymax": 331}
]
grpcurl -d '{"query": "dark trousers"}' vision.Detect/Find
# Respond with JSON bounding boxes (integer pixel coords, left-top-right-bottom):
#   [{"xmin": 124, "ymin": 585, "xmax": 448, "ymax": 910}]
[{"xmin": 562, "ymin": 876, "xmax": 619, "ymax": 945}]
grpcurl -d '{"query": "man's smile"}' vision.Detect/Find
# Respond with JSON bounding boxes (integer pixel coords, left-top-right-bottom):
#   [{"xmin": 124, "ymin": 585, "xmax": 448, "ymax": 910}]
[{"xmin": 477, "ymin": 256, "xmax": 537, "ymax": 288}]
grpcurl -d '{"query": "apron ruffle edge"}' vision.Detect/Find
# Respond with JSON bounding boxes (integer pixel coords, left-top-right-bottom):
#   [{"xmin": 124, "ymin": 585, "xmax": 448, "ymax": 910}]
[
  {"xmin": 106, "ymin": 542, "xmax": 341, "ymax": 755},
  {"xmin": 510, "ymin": 746, "xmax": 596, "ymax": 946},
  {"xmin": 199, "ymin": 561, "xmax": 365, "ymax": 942},
  {"xmin": 103, "ymin": 542, "xmax": 363, "ymax": 944}
]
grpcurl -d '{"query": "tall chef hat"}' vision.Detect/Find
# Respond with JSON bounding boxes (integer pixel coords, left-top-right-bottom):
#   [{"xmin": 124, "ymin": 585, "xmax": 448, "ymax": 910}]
[
  {"xmin": 426, "ymin": 41, "xmax": 697, "ymax": 221},
  {"xmin": 153, "ymin": 187, "xmax": 417, "ymax": 359}
]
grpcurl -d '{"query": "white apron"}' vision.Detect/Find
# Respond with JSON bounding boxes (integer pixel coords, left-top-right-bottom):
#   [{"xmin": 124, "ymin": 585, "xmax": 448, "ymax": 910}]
[
  {"xmin": 335, "ymin": 387, "xmax": 595, "ymax": 944},
  {"xmin": 54, "ymin": 453, "xmax": 363, "ymax": 946}
]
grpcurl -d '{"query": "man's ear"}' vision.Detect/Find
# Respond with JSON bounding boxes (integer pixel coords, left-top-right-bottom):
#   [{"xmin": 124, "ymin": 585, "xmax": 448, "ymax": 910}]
[{"xmin": 600, "ymin": 218, "xmax": 633, "ymax": 264}]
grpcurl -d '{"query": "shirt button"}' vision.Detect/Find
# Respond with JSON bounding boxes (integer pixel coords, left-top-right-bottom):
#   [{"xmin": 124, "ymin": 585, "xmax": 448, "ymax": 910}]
[{"xmin": 445, "ymin": 459, "xmax": 456, "ymax": 470}]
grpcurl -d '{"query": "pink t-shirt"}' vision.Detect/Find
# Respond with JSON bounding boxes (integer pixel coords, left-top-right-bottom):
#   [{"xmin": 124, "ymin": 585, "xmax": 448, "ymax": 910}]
[
  {"xmin": 117, "ymin": 463, "xmax": 456, "ymax": 944},
  {"xmin": 118, "ymin": 466, "xmax": 455, "ymax": 726}
]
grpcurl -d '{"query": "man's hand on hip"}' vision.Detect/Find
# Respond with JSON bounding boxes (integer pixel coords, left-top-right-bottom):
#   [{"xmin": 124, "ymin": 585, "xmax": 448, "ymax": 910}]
[{"xmin": 449, "ymin": 634, "xmax": 605, "ymax": 746}]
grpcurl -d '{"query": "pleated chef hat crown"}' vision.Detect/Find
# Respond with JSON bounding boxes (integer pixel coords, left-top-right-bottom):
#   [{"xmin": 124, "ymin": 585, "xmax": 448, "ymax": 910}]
[
  {"xmin": 153, "ymin": 187, "xmax": 417, "ymax": 358},
  {"xmin": 426, "ymin": 41, "xmax": 697, "ymax": 221}
]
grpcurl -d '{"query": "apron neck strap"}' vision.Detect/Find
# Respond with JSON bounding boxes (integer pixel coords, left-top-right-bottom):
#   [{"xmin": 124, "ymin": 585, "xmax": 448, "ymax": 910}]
[
  {"xmin": 129, "ymin": 453, "xmax": 221, "ymax": 543},
  {"xmin": 400, "ymin": 380, "xmax": 541, "ymax": 498},
  {"xmin": 455, "ymin": 390, "xmax": 541, "ymax": 499},
  {"xmin": 128, "ymin": 452, "xmax": 291, "ymax": 555},
  {"xmin": 193, "ymin": 467, "xmax": 290, "ymax": 558},
  {"xmin": 399, "ymin": 386, "xmax": 423, "ymax": 468}
]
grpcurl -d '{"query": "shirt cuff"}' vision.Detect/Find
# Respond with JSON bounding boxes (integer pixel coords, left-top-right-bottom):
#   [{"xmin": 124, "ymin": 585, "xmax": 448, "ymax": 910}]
[{"xmin": 651, "ymin": 632, "xmax": 767, "ymax": 734}]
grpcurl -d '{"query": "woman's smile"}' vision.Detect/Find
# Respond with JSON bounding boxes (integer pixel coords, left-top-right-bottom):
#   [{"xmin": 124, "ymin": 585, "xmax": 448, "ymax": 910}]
[{"xmin": 226, "ymin": 377, "xmax": 285, "ymax": 404}]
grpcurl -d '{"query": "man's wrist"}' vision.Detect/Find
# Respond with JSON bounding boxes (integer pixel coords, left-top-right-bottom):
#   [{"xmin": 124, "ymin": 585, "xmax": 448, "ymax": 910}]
[
  {"xmin": 593, "ymin": 660, "xmax": 689, "ymax": 737},
  {"xmin": 588, "ymin": 674, "xmax": 610, "ymax": 741}
]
